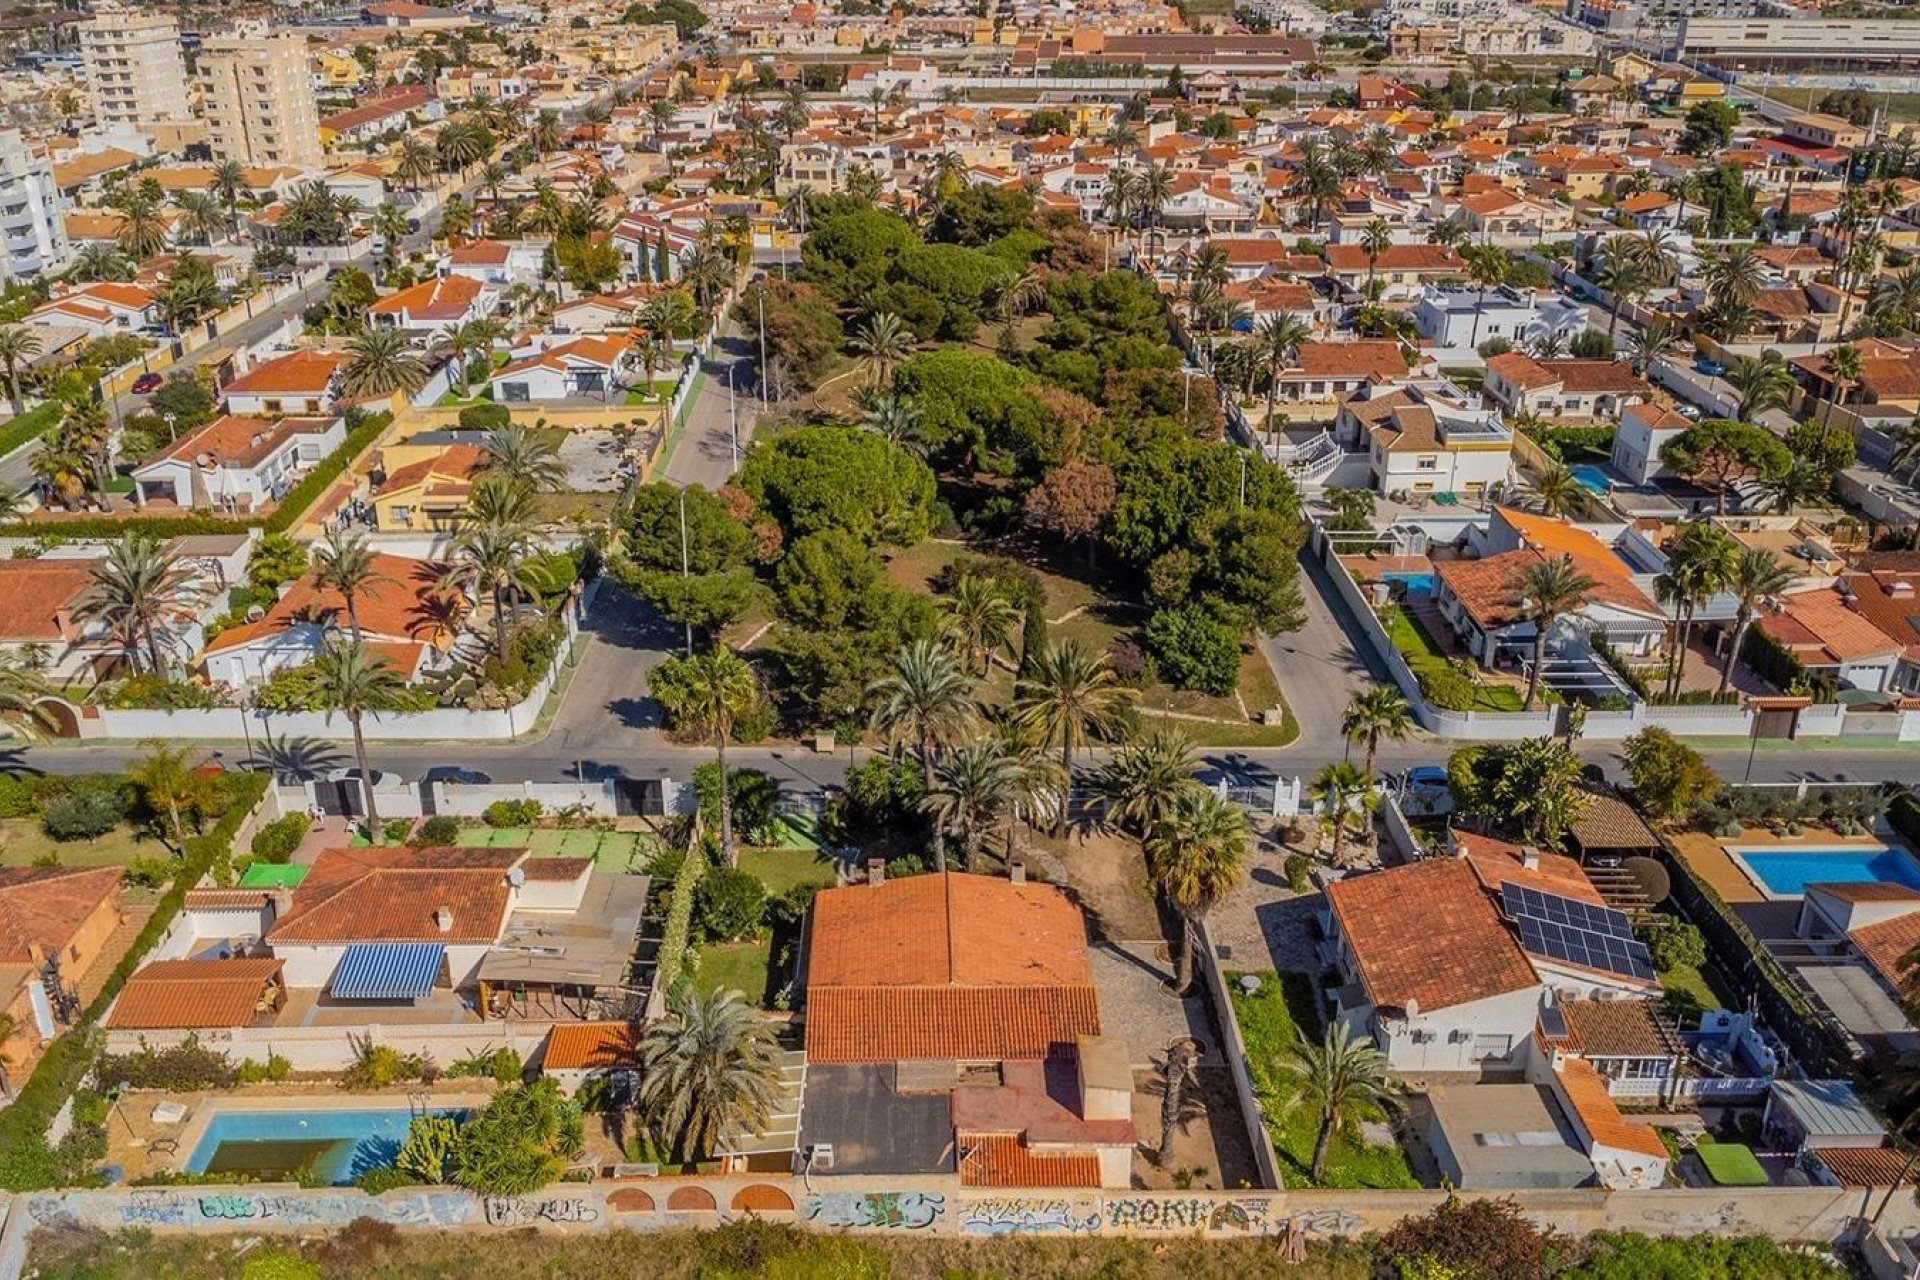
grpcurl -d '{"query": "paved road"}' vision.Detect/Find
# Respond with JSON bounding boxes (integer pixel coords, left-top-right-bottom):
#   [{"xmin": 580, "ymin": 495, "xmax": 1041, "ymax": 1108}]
[{"xmin": 660, "ymin": 318, "xmax": 762, "ymax": 490}]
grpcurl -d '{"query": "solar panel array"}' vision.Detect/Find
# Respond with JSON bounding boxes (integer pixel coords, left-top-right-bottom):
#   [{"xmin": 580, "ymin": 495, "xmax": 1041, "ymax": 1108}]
[{"xmin": 1500, "ymin": 882, "xmax": 1657, "ymax": 983}]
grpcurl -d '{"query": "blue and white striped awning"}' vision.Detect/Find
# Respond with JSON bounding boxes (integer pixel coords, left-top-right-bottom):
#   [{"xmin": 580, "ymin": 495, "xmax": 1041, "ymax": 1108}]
[{"xmin": 329, "ymin": 943, "xmax": 444, "ymax": 1001}]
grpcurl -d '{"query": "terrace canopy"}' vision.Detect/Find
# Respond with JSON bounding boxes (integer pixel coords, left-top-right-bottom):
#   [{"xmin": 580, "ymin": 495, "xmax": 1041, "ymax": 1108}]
[{"xmin": 329, "ymin": 943, "xmax": 445, "ymax": 1001}]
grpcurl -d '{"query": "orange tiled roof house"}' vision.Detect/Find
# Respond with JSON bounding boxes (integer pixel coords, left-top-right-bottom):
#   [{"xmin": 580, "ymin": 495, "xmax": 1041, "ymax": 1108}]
[
  {"xmin": 798, "ymin": 871, "xmax": 1136, "ymax": 1189},
  {"xmin": 0, "ymin": 867, "xmax": 128, "ymax": 1083}
]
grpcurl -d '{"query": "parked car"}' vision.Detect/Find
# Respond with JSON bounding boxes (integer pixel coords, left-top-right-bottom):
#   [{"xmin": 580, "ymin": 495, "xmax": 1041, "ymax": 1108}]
[
  {"xmin": 1695, "ymin": 357, "xmax": 1727, "ymax": 379},
  {"xmin": 1677, "ymin": 403, "xmax": 1703, "ymax": 419},
  {"xmin": 131, "ymin": 373, "xmax": 162, "ymax": 394}
]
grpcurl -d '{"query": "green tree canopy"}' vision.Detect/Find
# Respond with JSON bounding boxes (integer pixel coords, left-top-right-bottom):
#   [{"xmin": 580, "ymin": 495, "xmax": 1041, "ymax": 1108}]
[{"xmin": 737, "ymin": 424, "xmax": 938, "ymax": 545}]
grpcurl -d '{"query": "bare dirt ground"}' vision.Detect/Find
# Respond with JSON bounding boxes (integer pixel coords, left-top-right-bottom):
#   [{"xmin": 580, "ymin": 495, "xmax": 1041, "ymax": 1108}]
[
  {"xmin": 1036, "ymin": 828, "xmax": 1165, "ymax": 943},
  {"xmin": 1130, "ymin": 1065, "xmax": 1262, "ymax": 1191}
]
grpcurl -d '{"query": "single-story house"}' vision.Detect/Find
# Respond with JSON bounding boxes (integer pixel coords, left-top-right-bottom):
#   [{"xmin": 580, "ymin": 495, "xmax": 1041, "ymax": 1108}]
[
  {"xmin": 131, "ymin": 415, "xmax": 345, "ymax": 514},
  {"xmin": 220, "ymin": 350, "xmax": 347, "ymax": 418}
]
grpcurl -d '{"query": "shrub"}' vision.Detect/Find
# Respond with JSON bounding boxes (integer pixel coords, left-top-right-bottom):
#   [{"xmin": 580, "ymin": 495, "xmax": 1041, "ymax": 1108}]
[
  {"xmin": 97, "ymin": 1035, "xmax": 238, "ymax": 1091},
  {"xmin": 1144, "ymin": 605, "xmax": 1241, "ymax": 696},
  {"xmin": 458, "ymin": 402, "xmax": 511, "ymax": 430},
  {"xmin": 122, "ymin": 856, "xmax": 176, "ymax": 890},
  {"xmin": 1639, "ymin": 918, "xmax": 1706, "ymax": 973},
  {"xmin": 93, "ymin": 673, "xmax": 223, "ymax": 710},
  {"xmin": 42, "ymin": 781, "xmax": 130, "ymax": 841},
  {"xmin": 484, "ymin": 799, "xmax": 542, "ymax": 827},
  {"xmin": 250, "ymin": 812, "xmax": 309, "ymax": 862},
  {"xmin": 355, "ymin": 1165, "xmax": 424, "ymax": 1194},
  {"xmin": 0, "ymin": 773, "xmax": 42, "ymax": 818},
  {"xmin": 381, "ymin": 817, "xmax": 412, "ymax": 844},
  {"xmin": 1284, "ymin": 854, "xmax": 1313, "ymax": 893},
  {"xmin": 240, "ymin": 1252, "xmax": 322, "ymax": 1280},
  {"xmin": 1376, "ymin": 1196, "xmax": 1555, "ymax": 1280},
  {"xmin": 446, "ymin": 1046, "xmax": 523, "ymax": 1084},
  {"xmin": 340, "ymin": 1035, "xmax": 429, "ymax": 1090},
  {"xmin": 410, "ymin": 815, "xmax": 462, "ymax": 846},
  {"xmin": 1106, "ymin": 635, "xmax": 1150, "ymax": 687},
  {"xmin": 691, "ymin": 762, "xmax": 780, "ymax": 845},
  {"xmin": 763, "ymin": 882, "xmax": 822, "ymax": 933},
  {"xmin": 694, "ymin": 865, "xmax": 768, "ymax": 942},
  {"xmin": 1622, "ymin": 728, "xmax": 1721, "ymax": 822},
  {"xmin": 236, "ymin": 1053, "xmax": 292, "ymax": 1084}
]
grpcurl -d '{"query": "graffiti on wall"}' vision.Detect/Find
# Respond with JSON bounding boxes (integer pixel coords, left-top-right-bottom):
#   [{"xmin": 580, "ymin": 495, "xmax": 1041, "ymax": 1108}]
[
  {"xmin": 958, "ymin": 1196, "xmax": 1102, "ymax": 1236},
  {"xmin": 1103, "ymin": 1196, "xmax": 1278, "ymax": 1234},
  {"xmin": 1287, "ymin": 1208, "xmax": 1365, "ymax": 1239},
  {"xmin": 800, "ymin": 1191, "xmax": 945, "ymax": 1230},
  {"xmin": 482, "ymin": 1196, "xmax": 602, "ymax": 1228}
]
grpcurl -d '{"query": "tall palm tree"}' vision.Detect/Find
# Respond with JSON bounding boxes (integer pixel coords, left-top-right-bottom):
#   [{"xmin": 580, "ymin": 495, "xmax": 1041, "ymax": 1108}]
[
  {"xmin": 394, "ymin": 136, "xmax": 438, "ymax": 191},
  {"xmin": 114, "ymin": 194, "xmax": 170, "ymax": 260},
  {"xmin": 1725, "ymin": 353, "xmax": 1794, "ymax": 420},
  {"xmin": 1655, "ymin": 522, "xmax": 1737, "ymax": 698},
  {"xmin": 1627, "ymin": 314, "xmax": 1677, "ymax": 378},
  {"xmin": 849, "ymin": 311, "xmax": 913, "ymax": 390},
  {"xmin": 0, "ymin": 326, "xmax": 40, "ymax": 417},
  {"xmin": 1251, "ymin": 314, "xmax": 1310, "ymax": 438},
  {"xmin": 1890, "ymin": 413, "xmax": 1920, "ymax": 484},
  {"xmin": 313, "ymin": 638, "xmax": 407, "ymax": 842},
  {"xmin": 342, "ymin": 325, "xmax": 429, "ymax": 398},
  {"xmin": 638, "ymin": 985, "xmax": 783, "ymax": 1162},
  {"xmin": 72, "ymin": 243, "xmax": 131, "ymax": 283},
  {"xmin": 1089, "ymin": 728, "xmax": 1199, "ymax": 835},
  {"xmin": 1360, "ymin": 217, "xmax": 1394, "ymax": 292},
  {"xmin": 1718, "ymin": 547, "xmax": 1796, "ymax": 697},
  {"xmin": 1013, "ymin": 640, "xmax": 1133, "ymax": 836},
  {"xmin": 1461, "ymin": 243, "xmax": 1508, "ymax": 351},
  {"xmin": 1307, "ymin": 761, "xmax": 1375, "ymax": 866},
  {"xmin": 1277, "ymin": 1022, "xmax": 1401, "ymax": 1184},
  {"xmin": 370, "ymin": 202, "xmax": 409, "ymax": 271},
  {"xmin": 940, "ymin": 576, "xmax": 1018, "ymax": 677},
  {"xmin": 649, "ymin": 649, "xmax": 760, "ymax": 866},
  {"xmin": 1145, "ymin": 787, "xmax": 1248, "ymax": 993},
  {"xmin": 311, "ymin": 532, "xmax": 379, "ymax": 644},
  {"xmin": 1596, "ymin": 242, "xmax": 1648, "ymax": 344},
  {"xmin": 922, "ymin": 740, "xmax": 1022, "ymax": 870},
  {"xmin": 174, "ymin": 191, "xmax": 231, "ymax": 247},
  {"xmin": 480, "ymin": 425, "xmax": 564, "ymax": 491},
  {"xmin": 445, "ymin": 481, "xmax": 538, "ymax": 661},
  {"xmin": 1508, "ymin": 554, "xmax": 1597, "ymax": 712},
  {"xmin": 127, "ymin": 739, "xmax": 209, "ymax": 845},
  {"xmin": 1702, "ymin": 242, "xmax": 1765, "ymax": 317},
  {"xmin": 210, "ymin": 159, "xmax": 249, "ymax": 225},
  {"xmin": 1340, "ymin": 688, "xmax": 1412, "ymax": 773},
  {"xmin": 75, "ymin": 534, "xmax": 202, "ymax": 675},
  {"xmin": 1826, "ymin": 342, "xmax": 1864, "ymax": 431},
  {"xmin": 1526, "ymin": 464, "xmax": 1585, "ymax": 519},
  {"xmin": 867, "ymin": 639, "xmax": 979, "ymax": 871},
  {"xmin": 993, "ymin": 265, "xmax": 1046, "ymax": 321}
]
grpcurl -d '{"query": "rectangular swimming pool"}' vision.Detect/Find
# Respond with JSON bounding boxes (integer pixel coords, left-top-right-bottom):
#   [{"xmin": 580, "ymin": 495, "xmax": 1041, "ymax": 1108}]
[
  {"xmin": 1730, "ymin": 846, "xmax": 1920, "ymax": 898},
  {"xmin": 1570, "ymin": 463, "xmax": 1613, "ymax": 495},
  {"xmin": 1383, "ymin": 571, "xmax": 1436, "ymax": 598},
  {"xmin": 185, "ymin": 1107, "xmax": 464, "ymax": 1185}
]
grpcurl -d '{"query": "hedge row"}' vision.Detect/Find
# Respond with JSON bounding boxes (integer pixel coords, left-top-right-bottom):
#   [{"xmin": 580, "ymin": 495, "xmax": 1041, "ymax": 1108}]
[
  {"xmin": 0, "ymin": 770, "xmax": 270, "ymax": 1191},
  {"xmin": 0, "ymin": 411, "xmax": 393, "ymax": 542},
  {"xmin": 0, "ymin": 401, "xmax": 63, "ymax": 461},
  {"xmin": 1892, "ymin": 790, "xmax": 1920, "ymax": 849}
]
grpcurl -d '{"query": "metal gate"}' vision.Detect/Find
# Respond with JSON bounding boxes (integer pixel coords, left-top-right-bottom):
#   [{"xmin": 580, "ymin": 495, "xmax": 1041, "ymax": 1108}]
[
  {"xmin": 318, "ymin": 778, "xmax": 364, "ymax": 817},
  {"xmin": 613, "ymin": 778, "xmax": 664, "ymax": 817}
]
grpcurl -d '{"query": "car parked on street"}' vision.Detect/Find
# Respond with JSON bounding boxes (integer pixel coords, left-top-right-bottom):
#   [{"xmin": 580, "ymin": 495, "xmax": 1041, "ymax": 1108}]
[{"xmin": 131, "ymin": 373, "xmax": 162, "ymax": 394}]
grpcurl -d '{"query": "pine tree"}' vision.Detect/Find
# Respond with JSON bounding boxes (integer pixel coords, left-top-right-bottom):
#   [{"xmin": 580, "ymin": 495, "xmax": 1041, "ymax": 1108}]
[{"xmin": 654, "ymin": 234, "xmax": 671, "ymax": 282}]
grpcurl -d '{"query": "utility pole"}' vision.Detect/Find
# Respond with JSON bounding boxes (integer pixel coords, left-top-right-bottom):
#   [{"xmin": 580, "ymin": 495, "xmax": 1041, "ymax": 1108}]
[
  {"xmin": 677, "ymin": 484, "xmax": 692, "ymax": 657},
  {"xmin": 727, "ymin": 364, "xmax": 739, "ymax": 473},
  {"xmin": 757, "ymin": 285, "xmax": 769, "ymax": 408}
]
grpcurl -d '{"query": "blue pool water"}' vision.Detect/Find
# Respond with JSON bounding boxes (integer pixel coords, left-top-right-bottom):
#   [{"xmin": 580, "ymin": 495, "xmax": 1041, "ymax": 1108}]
[
  {"xmin": 1733, "ymin": 847, "xmax": 1920, "ymax": 897},
  {"xmin": 187, "ymin": 1108, "xmax": 464, "ymax": 1185},
  {"xmin": 1383, "ymin": 571, "xmax": 1436, "ymax": 598},
  {"xmin": 1570, "ymin": 463, "xmax": 1613, "ymax": 494}
]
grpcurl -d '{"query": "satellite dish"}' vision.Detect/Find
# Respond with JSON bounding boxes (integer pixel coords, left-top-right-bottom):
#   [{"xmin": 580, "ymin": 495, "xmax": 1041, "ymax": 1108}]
[
  {"xmin": 245, "ymin": 604, "xmax": 267, "ymax": 622},
  {"xmin": 1622, "ymin": 856, "xmax": 1671, "ymax": 906}
]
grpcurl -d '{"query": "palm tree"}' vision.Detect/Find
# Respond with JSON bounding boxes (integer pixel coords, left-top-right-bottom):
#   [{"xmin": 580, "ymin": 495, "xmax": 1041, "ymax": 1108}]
[
  {"xmin": 370, "ymin": 202, "xmax": 409, "ymax": 270},
  {"xmin": 1508, "ymin": 554, "xmax": 1597, "ymax": 712},
  {"xmin": 940, "ymin": 576, "xmax": 1018, "ymax": 677},
  {"xmin": 1461, "ymin": 243, "xmax": 1508, "ymax": 351},
  {"xmin": 849, "ymin": 311, "xmax": 913, "ymax": 390},
  {"xmin": 0, "ymin": 326, "xmax": 40, "ymax": 416},
  {"xmin": 1307, "ymin": 761, "xmax": 1374, "ymax": 866},
  {"xmin": 210, "ymin": 160, "xmax": 249, "ymax": 225},
  {"xmin": 1277, "ymin": 1022, "xmax": 1401, "ymax": 1184},
  {"xmin": 1627, "ymin": 314, "xmax": 1677, "ymax": 378},
  {"xmin": 127, "ymin": 739, "xmax": 208, "ymax": 845},
  {"xmin": 72, "ymin": 243, "xmax": 131, "ymax": 283},
  {"xmin": 1826, "ymin": 342, "xmax": 1864, "ymax": 431},
  {"xmin": 75, "ymin": 534, "xmax": 202, "ymax": 675},
  {"xmin": 1145, "ymin": 787, "xmax": 1248, "ymax": 993},
  {"xmin": 1702, "ymin": 242, "xmax": 1765, "ymax": 316},
  {"xmin": 922, "ymin": 741, "xmax": 1023, "ymax": 870},
  {"xmin": 1596, "ymin": 243, "xmax": 1648, "ymax": 344},
  {"xmin": 1251, "ymin": 314, "xmax": 1310, "ymax": 438},
  {"xmin": 1340, "ymin": 688, "xmax": 1412, "ymax": 773},
  {"xmin": 313, "ymin": 638, "xmax": 407, "ymax": 842},
  {"xmin": 993, "ymin": 265, "xmax": 1046, "ymax": 321},
  {"xmin": 867, "ymin": 639, "xmax": 979, "ymax": 870},
  {"xmin": 114, "ymin": 194, "xmax": 169, "ymax": 260},
  {"xmin": 637, "ymin": 985, "xmax": 783, "ymax": 1161},
  {"xmin": 649, "ymin": 649, "xmax": 760, "ymax": 866},
  {"xmin": 1725, "ymin": 353, "xmax": 1794, "ymax": 420},
  {"xmin": 1718, "ymin": 547, "xmax": 1796, "ymax": 696},
  {"xmin": 445, "ymin": 481, "xmax": 538, "ymax": 661},
  {"xmin": 1089, "ymin": 728, "xmax": 1199, "ymax": 834},
  {"xmin": 341, "ymin": 325, "xmax": 429, "ymax": 398},
  {"xmin": 1013, "ymin": 640, "xmax": 1133, "ymax": 836},
  {"xmin": 1526, "ymin": 464, "xmax": 1585, "ymax": 519},
  {"xmin": 1360, "ymin": 217, "xmax": 1394, "ymax": 292},
  {"xmin": 1890, "ymin": 413, "xmax": 1920, "ymax": 484},
  {"xmin": 311, "ymin": 532, "xmax": 378, "ymax": 644},
  {"xmin": 859, "ymin": 394, "xmax": 924, "ymax": 453},
  {"xmin": 530, "ymin": 109, "xmax": 564, "ymax": 156},
  {"xmin": 480, "ymin": 425, "xmax": 564, "ymax": 491},
  {"xmin": 1655, "ymin": 522, "xmax": 1737, "ymax": 698},
  {"xmin": 174, "ymin": 191, "xmax": 231, "ymax": 247},
  {"xmin": 394, "ymin": 136, "xmax": 438, "ymax": 191}
]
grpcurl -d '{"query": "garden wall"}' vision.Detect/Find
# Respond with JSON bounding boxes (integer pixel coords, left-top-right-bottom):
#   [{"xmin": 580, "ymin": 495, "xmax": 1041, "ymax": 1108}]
[
  {"xmin": 1194, "ymin": 920, "xmax": 1283, "ymax": 1191},
  {"xmin": 96, "ymin": 1020, "xmax": 558, "ymax": 1070}
]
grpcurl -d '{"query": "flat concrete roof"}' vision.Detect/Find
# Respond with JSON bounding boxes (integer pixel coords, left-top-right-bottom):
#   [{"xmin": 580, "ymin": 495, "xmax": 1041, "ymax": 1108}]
[
  {"xmin": 1427, "ymin": 1083, "xmax": 1595, "ymax": 1190},
  {"xmin": 799, "ymin": 1064, "xmax": 956, "ymax": 1177}
]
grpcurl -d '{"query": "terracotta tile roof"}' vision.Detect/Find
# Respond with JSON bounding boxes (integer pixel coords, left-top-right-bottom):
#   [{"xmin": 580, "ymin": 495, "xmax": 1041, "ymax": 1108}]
[
  {"xmin": 376, "ymin": 443, "xmax": 486, "ymax": 497},
  {"xmin": 1324, "ymin": 243, "xmax": 1465, "ymax": 274},
  {"xmin": 1437, "ymin": 510, "xmax": 1661, "ymax": 626},
  {"xmin": 183, "ymin": 890, "xmax": 275, "ymax": 911},
  {"xmin": 369, "ymin": 274, "xmax": 487, "ymax": 322},
  {"xmin": 223, "ymin": 350, "xmax": 345, "ymax": 397},
  {"xmin": 1291, "ymin": 340, "xmax": 1409, "ymax": 382},
  {"xmin": 1569, "ymin": 793, "xmax": 1659, "ymax": 851},
  {"xmin": 543, "ymin": 1020, "xmax": 639, "ymax": 1070},
  {"xmin": 1458, "ymin": 831, "xmax": 1606, "ymax": 905},
  {"xmin": 447, "ymin": 240, "xmax": 512, "ymax": 265},
  {"xmin": 106, "ymin": 958, "xmax": 282, "ymax": 1030},
  {"xmin": 1559, "ymin": 999, "xmax": 1683, "ymax": 1059},
  {"xmin": 522, "ymin": 857, "xmax": 591, "ymax": 881},
  {"xmin": 1487, "ymin": 351, "xmax": 1556, "ymax": 391},
  {"xmin": 0, "ymin": 867, "xmax": 121, "ymax": 964},
  {"xmin": 1557, "ymin": 1058, "xmax": 1667, "ymax": 1159},
  {"xmin": 1848, "ymin": 911, "xmax": 1920, "ymax": 989},
  {"xmin": 267, "ymin": 846, "xmax": 522, "ymax": 945},
  {"xmin": 1546, "ymin": 360, "xmax": 1650, "ymax": 396},
  {"xmin": 1811, "ymin": 1145, "xmax": 1917, "ymax": 1187},
  {"xmin": 958, "ymin": 1133, "xmax": 1102, "ymax": 1188},
  {"xmin": 1326, "ymin": 858, "xmax": 1538, "ymax": 1015},
  {"xmin": 1844, "ymin": 572, "xmax": 1920, "ymax": 662},
  {"xmin": 201, "ymin": 552, "xmax": 455, "ymax": 654},
  {"xmin": 805, "ymin": 873, "xmax": 1100, "ymax": 1064},
  {"xmin": 141, "ymin": 415, "xmax": 336, "ymax": 470},
  {"xmin": 322, "ymin": 85, "xmax": 431, "ymax": 132},
  {"xmin": 1760, "ymin": 586, "xmax": 1904, "ymax": 665},
  {"xmin": 1819, "ymin": 882, "xmax": 1920, "ymax": 903},
  {"xmin": 0, "ymin": 559, "xmax": 97, "ymax": 640}
]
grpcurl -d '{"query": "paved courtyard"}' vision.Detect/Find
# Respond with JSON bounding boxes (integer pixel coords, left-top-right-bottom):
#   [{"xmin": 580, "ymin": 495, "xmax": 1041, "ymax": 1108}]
[{"xmin": 556, "ymin": 428, "xmax": 625, "ymax": 491}]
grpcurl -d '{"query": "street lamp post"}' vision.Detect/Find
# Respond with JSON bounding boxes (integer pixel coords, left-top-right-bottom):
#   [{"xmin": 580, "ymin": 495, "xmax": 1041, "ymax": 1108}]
[
  {"xmin": 727, "ymin": 364, "xmax": 738, "ymax": 473},
  {"xmin": 677, "ymin": 484, "xmax": 692, "ymax": 657}
]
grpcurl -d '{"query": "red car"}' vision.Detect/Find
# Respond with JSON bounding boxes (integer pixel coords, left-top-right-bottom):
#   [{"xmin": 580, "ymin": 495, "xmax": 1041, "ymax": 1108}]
[{"xmin": 131, "ymin": 373, "xmax": 162, "ymax": 394}]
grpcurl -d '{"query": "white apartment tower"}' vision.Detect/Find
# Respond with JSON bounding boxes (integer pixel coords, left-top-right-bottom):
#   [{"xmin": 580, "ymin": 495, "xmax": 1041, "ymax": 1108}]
[
  {"xmin": 198, "ymin": 30, "xmax": 324, "ymax": 170},
  {"xmin": 0, "ymin": 131, "xmax": 69, "ymax": 282},
  {"xmin": 79, "ymin": 5, "xmax": 192, "ymax": 129}
]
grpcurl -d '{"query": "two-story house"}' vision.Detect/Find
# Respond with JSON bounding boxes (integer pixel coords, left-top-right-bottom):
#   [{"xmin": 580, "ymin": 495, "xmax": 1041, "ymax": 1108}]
[{"xmin": 131, "ymin": 415, "xmax": 346, "ymax": 514}]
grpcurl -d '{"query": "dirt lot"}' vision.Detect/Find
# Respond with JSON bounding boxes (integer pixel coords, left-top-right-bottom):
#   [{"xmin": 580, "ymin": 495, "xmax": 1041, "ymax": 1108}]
[{"xmin": 1036, "ymin": 828, "xmax": 1164, "ymax": 942}]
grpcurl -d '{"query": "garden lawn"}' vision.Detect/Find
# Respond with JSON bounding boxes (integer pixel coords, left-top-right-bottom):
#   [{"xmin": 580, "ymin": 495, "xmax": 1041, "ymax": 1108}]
[
  {"xmin": 0, "ymin": 819, "xmax": 165, "ymax": 869},
  {"xmin": 693, "ymin": 939, "xmax": 773, "ymax": 1005},
  {"xmin": 451, "ymin": 827, "xmax": 660, "ymax": 873},
  {"xmin": 531, "ymin": 491, "xmax": 620, "ymax": 524},
  {"xmin": 1378, "ymin": 603, "xmax": 1525, "ymax": 713},
  {"xmin": 1659, "ymin": 954, "xmax": 1739, "ymax": 1020},
  {"xmin": 740, "ymin": 844, "xmax": 836, "ymax": 895},
  {"xmin": 1228, "ymin": 969, "xmax": 1419, "ymax": 1190}
]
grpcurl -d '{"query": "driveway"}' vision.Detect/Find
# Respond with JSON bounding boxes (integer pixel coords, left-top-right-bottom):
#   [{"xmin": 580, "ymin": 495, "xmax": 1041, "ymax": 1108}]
[
  {"xmin": 661, "ymin": 320, "xmax": 760, "ymax": 491},
  {"xmin": 1256, "ymin": 544, "xmax": 1383, "ymax": 759}
]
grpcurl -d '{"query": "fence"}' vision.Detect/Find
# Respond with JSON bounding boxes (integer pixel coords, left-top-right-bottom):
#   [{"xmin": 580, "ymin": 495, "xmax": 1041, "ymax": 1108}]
[{"xmin": 1194, "ymin": 919, "xmax": 1284, "ymax": 1191}]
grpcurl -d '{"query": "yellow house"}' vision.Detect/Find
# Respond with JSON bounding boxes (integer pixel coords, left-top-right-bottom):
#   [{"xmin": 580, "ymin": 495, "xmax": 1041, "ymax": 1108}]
[
  {"xmin": 1604, "ymin": 52, "xmax": 1659, "ymax": 86},
  {"xmin": 370, "ymin": 441, "xmax": 487, "ymax": 532},
  {"xmin": 317, "ymin": 51, "xmax": 367, "ymax": 90}
]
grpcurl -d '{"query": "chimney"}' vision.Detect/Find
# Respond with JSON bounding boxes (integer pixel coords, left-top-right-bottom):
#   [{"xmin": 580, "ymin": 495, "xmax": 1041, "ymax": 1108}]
[
  {"xmin": 866, "ymin": 857, "xmax": 884, "ymax": 887},
  {"xmin": 434, "ymin": 906, "xmax": 453, "ymax": 933},
  {"xmin": 1522, "ymin": 848, "xmax": 1541, "ymax": 871},
  {"xmin": 1009, "ymin": 859, "xmax": 1026, "ymax": 884}
]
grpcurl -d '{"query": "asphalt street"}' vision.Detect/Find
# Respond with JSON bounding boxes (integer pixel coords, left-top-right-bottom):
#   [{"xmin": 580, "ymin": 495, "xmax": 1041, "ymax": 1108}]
[{"xmin": 660, "ymin": 319, "xmax": 763, "ymax": 490}]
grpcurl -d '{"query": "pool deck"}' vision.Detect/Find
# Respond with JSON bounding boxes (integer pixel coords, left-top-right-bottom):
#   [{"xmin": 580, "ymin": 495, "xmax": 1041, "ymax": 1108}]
[
  {"xmin": 1672, "ymin": 825, "xmax": 1894, "ymax": 939},
  {"xmin": 175, "ymin": 1090, "xmax": 497, "ymax": 1175}
]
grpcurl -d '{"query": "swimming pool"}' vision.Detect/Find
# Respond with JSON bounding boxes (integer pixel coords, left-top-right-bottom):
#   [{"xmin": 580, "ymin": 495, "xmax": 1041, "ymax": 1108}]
[
  {"xmin": 185, "ymin": 1106, "xmax": 465, "ymax": 1185},
  {"xmin": 1569, "ymin": 463, "xmax": 1613, "ymax": 495},
  {"xmin": 1730, "ymin": 846, "xmax": 1920, "ymax": 898},
  {"xmin": 1383, "ymin": 571, "xmax": 1436, "ymax": 598}
]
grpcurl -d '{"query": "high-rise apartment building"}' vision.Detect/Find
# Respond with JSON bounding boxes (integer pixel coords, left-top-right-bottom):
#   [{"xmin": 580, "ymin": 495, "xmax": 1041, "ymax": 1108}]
[
  {"xmin": 198, "ymin": 30, "xmax": 324, "ymax": 170},
  {"xmin": 78, "ymin": 5, "xmax": 191, "ymax": 129},
  {"xmin": 0, "ymin": 131, "xmax": 69, "ymax": 282}
]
